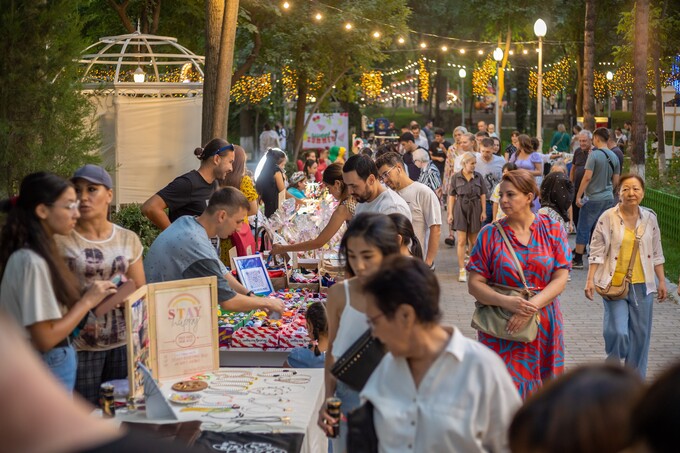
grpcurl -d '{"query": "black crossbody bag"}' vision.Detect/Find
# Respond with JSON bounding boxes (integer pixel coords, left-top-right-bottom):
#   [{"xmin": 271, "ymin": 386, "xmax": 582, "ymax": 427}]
[{"xmin": 330, "ymin": 329, "xmax": 385, "ymax": 392}]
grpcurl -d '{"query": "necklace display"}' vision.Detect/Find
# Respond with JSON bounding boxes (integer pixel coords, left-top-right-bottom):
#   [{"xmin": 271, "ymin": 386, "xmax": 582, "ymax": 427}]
[{"xmin": 257, "ymin": 369, "xmax": 297, "ymax": 378}]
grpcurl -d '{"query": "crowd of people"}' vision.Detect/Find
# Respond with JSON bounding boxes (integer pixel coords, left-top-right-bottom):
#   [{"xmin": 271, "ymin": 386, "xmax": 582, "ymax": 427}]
[{"xmin": 0, "ymin": 114, "xmax": 678, "ymax": 452}]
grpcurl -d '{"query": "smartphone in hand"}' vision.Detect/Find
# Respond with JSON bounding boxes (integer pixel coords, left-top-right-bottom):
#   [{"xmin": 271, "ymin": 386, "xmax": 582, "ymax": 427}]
[{"xmin": 93, "ymin": 277, "xmax": 136, "ymax": 318}]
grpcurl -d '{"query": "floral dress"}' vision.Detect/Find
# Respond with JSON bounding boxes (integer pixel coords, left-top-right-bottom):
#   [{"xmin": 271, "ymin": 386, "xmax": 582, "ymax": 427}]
[{"xmin": 466, "ymin": 214, "xmax": 571, "ymax": 399}]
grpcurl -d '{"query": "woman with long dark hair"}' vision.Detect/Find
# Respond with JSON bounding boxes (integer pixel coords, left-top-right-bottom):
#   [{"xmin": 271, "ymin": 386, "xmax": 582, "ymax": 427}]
[
  {"xmin": 317, "ymin": 213, "xmax": 401, "ymax": 453},
  {"xmin": 271, "ymin": 163, "xmax": 356, "ymax": 256},
  {"xmin": 219, "ymin": 145, "xmax": 258, "ymax": 263},
  {"xmin": 0, "ymin": 172, "xmax": 116, "ymax": 391},
  {"xmin": 255, "ymin": 148, "xmax": 287, "ymax": 217},
  {"xmin": 388, "ymin": 213, "xmax": 423, "ymax": 259}
]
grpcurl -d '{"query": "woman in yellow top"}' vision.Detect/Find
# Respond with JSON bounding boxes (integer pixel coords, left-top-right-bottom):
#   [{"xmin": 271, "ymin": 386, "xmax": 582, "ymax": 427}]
[
  {"xmin": 585, "ymin": 174, "xmax": 667, "ymax": 378},
  {"xmin": 271, "ymin": 163, "xmax": 355, "ymax": 257},
  {"xmin": 219, "ymin": 145, "xmax": 258, "ymax": 263}
]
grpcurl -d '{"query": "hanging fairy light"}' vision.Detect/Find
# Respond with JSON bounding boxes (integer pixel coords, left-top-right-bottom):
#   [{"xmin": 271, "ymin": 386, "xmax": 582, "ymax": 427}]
[
  {"xmin": 361, "ymin": 71, "xmax": 383, "ymax": 100},
  {"xmin": 418, "ymin": 59, "xmax": 429, "ymax": 101},
  {"xmin": 230, "ymin": 74, "xmax": 272, "ymax": 104}
]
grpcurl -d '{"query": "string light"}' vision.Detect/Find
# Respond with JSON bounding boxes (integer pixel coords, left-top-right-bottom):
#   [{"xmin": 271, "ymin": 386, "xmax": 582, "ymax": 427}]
[
  {"xmin": 523, "ymin": 49, "xmax": 529, "ymax": 55},
  {"xmin": 441, "ymin": 45, "xmax": 448, "ymax": 52},
  {"xmin": 373, "ymin": 31, "xmax": 381, "ymax": 38},
  {"xmin": 361, "ymin": 71, "xmax": 383, "ymax": 100},
  {"xmin": 418, "ymin": 59, "xmax": 430, "ymax": 101},
  {"xmin": 509, "ymin": 50, "xmax": 514, "ymax": 55},
  {"xmin": 478, "ymin": 50, "xmax": 484, "ymax": 55},
  {"xmin": 282, "ymin": 1, "xmax": 290, "ymax": 10},
  {"xmin": 420, "ymin": 42, "xmax": 427, "ymax": 49},
  {"xmin": 344, "ymin": 23, "xmax": 352, "ymax": 30},
  {"xmin": 473, "ymin": 56, "xmax": 496, "ymax": 97},
  {"xmin": 230, "ymin": 74, "xmax": 272, "ymax": 104},
  {"xmin": 459, "ymin": 49, "xmax": 466, "ymax": 54},
  {"xmin": 398, "ymin": 37, "xmax": 405, "ymax": 44},
  {"xmin": 314, "ymin": 12, "xmax": 322, "ymax": 21}
]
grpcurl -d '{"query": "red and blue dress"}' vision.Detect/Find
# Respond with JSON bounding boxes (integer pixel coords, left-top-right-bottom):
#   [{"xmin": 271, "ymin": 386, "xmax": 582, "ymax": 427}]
[{"xmin": 467, "ymin": 214, "xmax": 571, "ymax": 399}]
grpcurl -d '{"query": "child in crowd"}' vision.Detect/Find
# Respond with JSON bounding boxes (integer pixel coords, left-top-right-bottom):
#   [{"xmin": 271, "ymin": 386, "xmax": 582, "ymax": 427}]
[
  {"xmin": 491, "ymin": 162, "xmax": 517, "ymax": 221},
  {"xmin": 284, "ymin": 302, "xmax": 328, "ymax": 368},
  {"xmin": 287, "ymin": 171, "xmax": 307, "ymax": 200}
]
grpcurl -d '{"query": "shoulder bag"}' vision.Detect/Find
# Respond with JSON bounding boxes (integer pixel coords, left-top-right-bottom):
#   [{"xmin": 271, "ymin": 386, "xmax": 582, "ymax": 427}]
[
  {"xmin": 347, "ymin": 401, "xmax": 379, "ymax": 453},
  {"xmin": 470, "ymin": 222, "xmax": 540, "ymax": 343},
  {"xmin": 595, "ymin": 217, "xmax": 646, "ymax": 301},
  {"xmin": 330, "ymin": 329, "xmax": 385, "ymax": 392}
]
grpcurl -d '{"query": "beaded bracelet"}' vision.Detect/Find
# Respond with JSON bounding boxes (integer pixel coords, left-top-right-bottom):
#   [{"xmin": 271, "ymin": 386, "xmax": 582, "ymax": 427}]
[
  {"xmin": 214, "ymin": 370, "xmax": 254, "ymax": 379},
  {"xmin": 257, "ymin": 369, "xmax": 297, "ymax": 378}
]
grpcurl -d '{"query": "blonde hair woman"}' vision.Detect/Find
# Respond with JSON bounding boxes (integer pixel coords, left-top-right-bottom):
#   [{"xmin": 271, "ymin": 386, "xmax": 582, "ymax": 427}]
[{"xmin": 447, "ymin": 152, "xmax": 487, "ymax": 282}]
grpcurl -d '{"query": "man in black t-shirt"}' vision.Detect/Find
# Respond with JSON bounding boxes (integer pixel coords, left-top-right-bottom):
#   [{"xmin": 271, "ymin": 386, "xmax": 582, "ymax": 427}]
[{"xmin": 142, "ymin": 139, "xmax": 234, "ymax": 230}]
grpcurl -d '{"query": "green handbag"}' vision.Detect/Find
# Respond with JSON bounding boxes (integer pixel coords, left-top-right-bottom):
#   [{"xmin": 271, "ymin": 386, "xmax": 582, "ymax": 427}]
[{"xmin": 470, "ymin": 222, "xmax": 540, "ymax": 343}]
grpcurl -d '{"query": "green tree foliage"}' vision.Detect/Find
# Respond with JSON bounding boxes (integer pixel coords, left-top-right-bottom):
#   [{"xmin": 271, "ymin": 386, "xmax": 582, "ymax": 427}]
[
  {"xmin": 260, "ymin": 0, "xmax": 410, "ymax": 158},
  {"xmin": 0, "ymin": 0, "xmax": 100, "ymax": 196}
]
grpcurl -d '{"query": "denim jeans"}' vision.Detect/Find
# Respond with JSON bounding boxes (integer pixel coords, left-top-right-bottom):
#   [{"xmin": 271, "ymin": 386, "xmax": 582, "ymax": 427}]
[
  {"xmin": 602, "ymin": 283, "xmax": 654, "ymax": 378},
  {"xmin": 42, "ymin": 345, "xmax": 77, "ymax": 392},
  {"xmin": 576, "ymin": 198, "xmax": 613, "ymax": 246},
  {"xmin": 484, "ymin": 200, "xmax": 493, "ymax": 226},
  {"xmin": 330, "ymin": 380, "xmax": 361, "ymax": 453}
]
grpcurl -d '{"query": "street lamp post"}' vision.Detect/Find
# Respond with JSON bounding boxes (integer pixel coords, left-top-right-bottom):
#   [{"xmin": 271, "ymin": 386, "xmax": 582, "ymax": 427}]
[
  {"xmin": 493, "ymin": 47, "xmax": 504, "ymax": 136},
  {"xmin": 459, "ymin": 68, "xmax": 467, "ymax": 127},
  {"xmin": 534, "ymin": 19, "xmax": 547, "ymax": 145},
  {"xmin": 606, "ymin": 71, "xmax": 614, "ymax": 128}
]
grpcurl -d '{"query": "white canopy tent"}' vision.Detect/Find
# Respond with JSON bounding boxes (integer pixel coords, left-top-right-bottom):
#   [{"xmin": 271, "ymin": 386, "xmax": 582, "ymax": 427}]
[{"xmin": 79, "ymin": 31, "xmax": 205, "ymax": 207}]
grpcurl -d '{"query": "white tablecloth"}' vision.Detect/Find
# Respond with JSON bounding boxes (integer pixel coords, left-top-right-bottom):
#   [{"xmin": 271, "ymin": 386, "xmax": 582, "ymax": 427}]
[{"xmin": 114, "ymin": 367, "xmax": 326, "ymax": 453}]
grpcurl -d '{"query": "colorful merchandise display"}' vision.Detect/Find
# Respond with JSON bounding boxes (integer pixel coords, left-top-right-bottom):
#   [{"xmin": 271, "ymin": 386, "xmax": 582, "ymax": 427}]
[{"xmin": 218, "ymin": 289, "xmax": 326, "ymax": 351}]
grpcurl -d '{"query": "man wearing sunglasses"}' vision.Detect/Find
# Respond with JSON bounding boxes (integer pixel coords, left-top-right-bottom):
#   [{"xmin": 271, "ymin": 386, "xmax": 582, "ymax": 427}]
[{"xmin": 142, "ymin": 138, "xmax": 235, "ymax": 230}]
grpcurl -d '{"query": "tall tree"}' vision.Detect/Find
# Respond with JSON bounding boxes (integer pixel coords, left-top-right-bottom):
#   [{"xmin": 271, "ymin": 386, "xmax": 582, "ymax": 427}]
[
  {"xmin": 631, "ymin": 0, "xmax": 650, "ymax": 176},
  {"xmin": 202, "ymin": 0, "xmax": 240, "ymax": 143},
  {"xmin": 582, "ymin": 0, "xmax": 596, "ymax": 131},
  {"xmin": 265, "ymin": 1, "xmax": 409, "ymax": 160},
  {"xmin": 0, "ymin": 0, "xmax": 99, "ymax": 195}
]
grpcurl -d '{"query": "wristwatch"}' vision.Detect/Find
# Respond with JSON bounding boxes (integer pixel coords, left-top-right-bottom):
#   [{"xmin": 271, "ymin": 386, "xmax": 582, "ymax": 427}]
[{"xmin": 246, "ymin": 290, "xmax": 255, "ymax": 297}]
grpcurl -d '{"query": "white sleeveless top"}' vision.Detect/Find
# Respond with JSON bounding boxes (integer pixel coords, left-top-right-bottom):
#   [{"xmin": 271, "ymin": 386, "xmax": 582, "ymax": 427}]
[{"xmin": 331, "ymin": 279, "xmax": 368, "ymax": 360}]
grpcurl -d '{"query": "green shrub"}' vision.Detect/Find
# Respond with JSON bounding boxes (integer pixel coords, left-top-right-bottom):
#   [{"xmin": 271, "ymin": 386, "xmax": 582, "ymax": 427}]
[{"xmin": 111, "ymin": 204, "xmax": 161, "ymax": 256}]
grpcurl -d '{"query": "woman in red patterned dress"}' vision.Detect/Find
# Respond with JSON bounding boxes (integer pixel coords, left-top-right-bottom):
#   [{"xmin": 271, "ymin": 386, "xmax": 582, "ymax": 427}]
[{"xmin": 467, "ymin": 169, "xmax": 571, "ymax": 399}]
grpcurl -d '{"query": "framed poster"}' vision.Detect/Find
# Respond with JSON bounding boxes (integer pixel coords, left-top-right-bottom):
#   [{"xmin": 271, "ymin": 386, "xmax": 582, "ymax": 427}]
[
  {"xmin": 124, "ymin": 285, "xmax": 152, "ymax": 401},
  {"xmin": 147, "ymin": 277, "xmax": 219, "ymax": 381},
  {"xmin": 233, "ymin": 254, "xmax": 274, "ymax": 296}
]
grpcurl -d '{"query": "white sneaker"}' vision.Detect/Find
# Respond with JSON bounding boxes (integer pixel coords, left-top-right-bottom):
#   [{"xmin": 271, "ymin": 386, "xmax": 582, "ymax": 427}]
[{"xmin": 458, "ymin": 269, "xmax": 467, "ymax": 282}]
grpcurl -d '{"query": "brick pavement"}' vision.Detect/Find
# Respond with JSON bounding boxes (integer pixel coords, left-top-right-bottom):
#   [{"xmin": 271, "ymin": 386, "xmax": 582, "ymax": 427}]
[{"xmin": 433, "ymin": 219, "xmax": 680, "ymax": 380}]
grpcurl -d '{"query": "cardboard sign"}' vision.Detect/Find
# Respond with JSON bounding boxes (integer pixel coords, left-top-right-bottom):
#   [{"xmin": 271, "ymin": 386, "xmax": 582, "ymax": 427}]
[
  {"xmin": 147, "ymin": 277, "xmax": 219, "ymax": 380},
  {"xmin": 125, "ymin": 285, "xmax": 153, "ymax": 401},
  {"xmin": 233, "ymin": 254, "xmax": 275, "ymax": 296}
]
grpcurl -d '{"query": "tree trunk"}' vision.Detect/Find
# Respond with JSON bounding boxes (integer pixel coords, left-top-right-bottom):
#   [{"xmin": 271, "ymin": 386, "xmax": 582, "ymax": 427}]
[
  {"xmin": 202, "ymin": 0, "xmax": 239, "ymax": 144},
  {"xmin": 515, "ymin": 66, "xmax": 529, "ymax": 133},
  {"xmin": 583, "ymin": 0, "xmax": 596, "ymax": 131},
  {"xmin": 631, "ymin": 0, "xmax": 649, "ymax": 173},
  {"xmin": 293, "ymin": 79, "xmax": 308, "ymax": 162},
  {"xmin": 434, "ymin": 70, "xmax": 447, "ymax": 125},
  {"xmin": 576, "ymin": 51, "xmax": 584, "ymax": 118},
  {"xmin": 653, "ymin": 0, "xmax": 667, "ymax": 180}
]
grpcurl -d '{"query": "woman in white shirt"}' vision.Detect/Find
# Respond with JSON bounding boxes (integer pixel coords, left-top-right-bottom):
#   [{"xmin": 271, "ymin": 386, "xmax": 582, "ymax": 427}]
[
  {"xmin": 318, "ymin": 213, "xmax": 401, "ymax": 452},
  {"xmin": 0, "ymin": 172, "xmax": 115, "ymax": 391},
  {"xmin": 360, "ymin": 256, "xmax": 521, "ymax": 453},
  {"xmin": 585, "ymin": 174, "xmax": 666, "ymax": 377}
]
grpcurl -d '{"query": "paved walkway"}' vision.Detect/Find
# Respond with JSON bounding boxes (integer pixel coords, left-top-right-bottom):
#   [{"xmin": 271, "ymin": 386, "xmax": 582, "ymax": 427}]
[{"xmin": 433, "ymin": 217, "xmax": 680, "ymax": 380}]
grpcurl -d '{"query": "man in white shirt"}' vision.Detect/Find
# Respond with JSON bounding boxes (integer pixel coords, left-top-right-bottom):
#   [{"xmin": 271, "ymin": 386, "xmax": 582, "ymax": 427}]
[
  {"xmin": 476, "ymin": 137, "xmax": 506, "ymax": 225},
  {"xmin": 342, "ymin": 154, "xmax": 412, "ymax": 220},
  {"xmin": 376, "ymin": 152, "xmax": 441, "ymax": 268},
  {"xmin": 360, "ymin": 256, "xmax": 521, "ymax": 453},
  {"xmin": 259, "ymin": 123, "xmax": 280, "ymax": 159},
  {"xmin": 409, "ymin": 121, "xmax": 430, "ymax": 149}
]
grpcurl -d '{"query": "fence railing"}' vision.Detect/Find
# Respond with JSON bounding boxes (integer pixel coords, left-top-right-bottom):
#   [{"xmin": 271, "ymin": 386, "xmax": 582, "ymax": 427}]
[{"xmin": 642, "ymin": 189, "xmax": 680, "ymax": 242}]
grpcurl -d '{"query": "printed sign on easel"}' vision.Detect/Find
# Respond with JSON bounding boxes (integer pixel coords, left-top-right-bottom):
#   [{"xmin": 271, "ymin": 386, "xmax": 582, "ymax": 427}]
[
  {"xmin": 147, "ymin": 277, "xmax": 219, "ymax": 380},
  {"xmin": 124, "ymin": 285, "xmax": 153, "ymax": 401}
]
